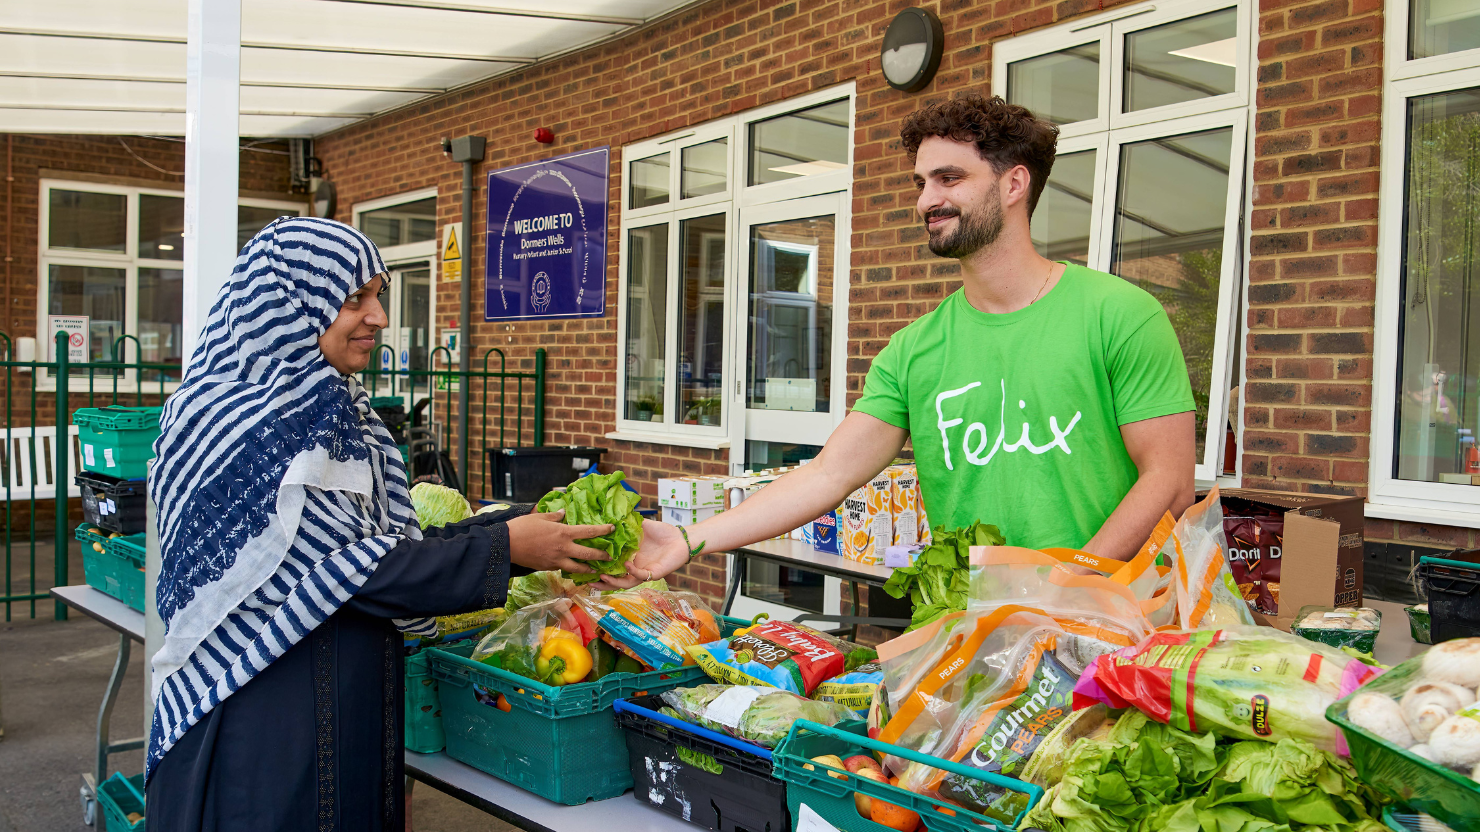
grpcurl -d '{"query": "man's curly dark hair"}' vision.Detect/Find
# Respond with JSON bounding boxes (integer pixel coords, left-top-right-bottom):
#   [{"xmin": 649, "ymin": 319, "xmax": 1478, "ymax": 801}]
[{"xmin": 900, "ymin": 93, "xmax": 1060, "ymax": 216}]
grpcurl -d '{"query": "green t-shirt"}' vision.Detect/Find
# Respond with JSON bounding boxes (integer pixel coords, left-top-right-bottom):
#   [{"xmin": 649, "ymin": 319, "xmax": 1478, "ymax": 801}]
[{"xmin": 852, "ymin": 264, "xmax": 1194, "ymax": 550}]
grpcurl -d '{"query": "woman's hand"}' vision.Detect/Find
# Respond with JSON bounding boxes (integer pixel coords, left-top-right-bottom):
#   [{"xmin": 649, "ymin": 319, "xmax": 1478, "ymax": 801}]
[
  {"xmin": 598, "ymin": 520, "xmax": 691, "ymax": 589},
  {"xmin": 507, "ymin": 510, "xmax": 614, "ymax": 574}
]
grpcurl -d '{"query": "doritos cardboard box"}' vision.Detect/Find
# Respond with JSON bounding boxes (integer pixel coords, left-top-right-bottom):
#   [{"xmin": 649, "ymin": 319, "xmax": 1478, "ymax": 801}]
[{"xmin": 1212, "ymin": 489, "xmax": 1364, "ymax": 631}]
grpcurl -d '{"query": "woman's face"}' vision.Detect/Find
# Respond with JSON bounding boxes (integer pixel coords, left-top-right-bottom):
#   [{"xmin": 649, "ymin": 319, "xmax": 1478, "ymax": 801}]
[{"xmin": 318, "ymin": 274, "xmax": 388, "ymax": 374}]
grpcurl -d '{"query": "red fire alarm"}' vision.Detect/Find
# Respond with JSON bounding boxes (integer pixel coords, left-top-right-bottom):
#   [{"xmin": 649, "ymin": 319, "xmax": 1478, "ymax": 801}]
[{"xmin": 534, "ymin": 128, "xmax": 554, "ymax": 144}]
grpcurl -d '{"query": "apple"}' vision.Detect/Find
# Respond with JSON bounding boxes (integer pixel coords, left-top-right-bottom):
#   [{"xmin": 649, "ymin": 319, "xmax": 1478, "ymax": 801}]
[
  {"xmin": 804, "ymin": 754, "xmax": 848, "ymax": 781},
  {"xmin": 843, "ymin": 754, "xmax": 882, "ymax": 774},
  {"xmin": 853, "ymin": 766, "xmax": 887, "ymax": 816}
]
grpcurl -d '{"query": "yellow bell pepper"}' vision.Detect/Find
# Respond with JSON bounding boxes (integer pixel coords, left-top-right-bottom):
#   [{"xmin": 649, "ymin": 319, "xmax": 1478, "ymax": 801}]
[
  {"xmin": 732, "ymin": 613, "xmax": 770, "ymax": 639},
  {"xmin": 540, "ymin": 626, "xmax": 580, "ymax": 644},
  {"xmin": 536, "ymin": 635, "xmax": 593, "ymax": 685}
]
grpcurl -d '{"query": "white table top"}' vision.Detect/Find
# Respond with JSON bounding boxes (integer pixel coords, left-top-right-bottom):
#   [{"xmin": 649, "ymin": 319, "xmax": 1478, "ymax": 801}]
[
  {"xmin": 737, "ymin": 538, "xmax": 896, "ymax": 584},
  {"xmin": 405, "ymin": 751, "xmax": 697, "ymax": 832},
  {"xmin": 51, "ymin": 585, "xmax": 145, "ymax": 642},
  {"xmin": 1365, "ymin": 599, "xmax": 1427, "ymax": 666}
]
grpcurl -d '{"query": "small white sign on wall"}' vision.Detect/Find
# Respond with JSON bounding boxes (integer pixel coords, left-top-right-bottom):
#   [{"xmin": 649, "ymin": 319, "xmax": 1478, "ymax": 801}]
[{"xmin": 47, "ymin": 315, "xmax": 89, "ymax": 363}]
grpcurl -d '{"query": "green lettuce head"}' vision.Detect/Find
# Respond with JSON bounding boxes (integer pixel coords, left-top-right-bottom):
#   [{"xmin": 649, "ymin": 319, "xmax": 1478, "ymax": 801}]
[
  {"xmin": 410, "ymin": 482, "xmax": 472, "ymax": 529},
  {"xmin": 536, "ymin": 471, "xmax": 644, "ymax": 585}
]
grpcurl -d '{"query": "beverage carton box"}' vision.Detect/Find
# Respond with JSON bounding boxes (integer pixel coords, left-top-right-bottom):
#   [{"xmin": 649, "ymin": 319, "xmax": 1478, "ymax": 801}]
[
  {"xmin": 841, "ymin": 470, "xmax": 893, "ymax": 564},
  {"xmin": 658, "ymin": 476, "xmax": 726, "ymax": 510},
  {"xmin": 660, "ymin": 505, "xmax": 721, "ymax": 527},
  {"xmin": 888, "ymin": 464, "xmax": 921, "ymax": 547}
]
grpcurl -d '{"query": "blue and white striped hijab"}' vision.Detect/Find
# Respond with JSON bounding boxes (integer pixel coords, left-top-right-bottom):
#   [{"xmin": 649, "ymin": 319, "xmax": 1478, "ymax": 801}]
[{"xmin": 146, "ymin": 217, "xmax": 423, "ymax": 779}]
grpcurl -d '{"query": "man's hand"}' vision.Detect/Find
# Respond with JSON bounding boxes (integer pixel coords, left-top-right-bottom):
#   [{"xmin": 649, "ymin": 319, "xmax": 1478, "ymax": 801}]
[
  {"xmin": 507, "ymin": 510, "xmax": 614, "ymax": 574},
  {"xmin": 598, "ymin": 520, "xmax": 688, "ymax": 589}
]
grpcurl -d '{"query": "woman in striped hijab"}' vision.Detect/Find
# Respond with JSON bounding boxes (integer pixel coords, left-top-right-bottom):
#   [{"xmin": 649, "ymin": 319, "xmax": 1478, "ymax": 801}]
[{"xmin": 145, "ymin": 218, "xmax": 611, "ymax": 831}]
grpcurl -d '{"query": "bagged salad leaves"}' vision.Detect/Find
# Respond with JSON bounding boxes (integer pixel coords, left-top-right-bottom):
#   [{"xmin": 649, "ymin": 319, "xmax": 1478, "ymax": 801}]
[
  {"xmin": 503, "ymin": 570, "xmax": 581, "ymax": 616},
  {"xmin": 577, "ymin": 587, "xmax": 720, "ymax": 671},
  {"xmin": 410, "ymin": 482, "xmax": 473, "ymax": 528},
  {"xmin": 686, "ymin": 618, "xmax": 848, "ymax": 696},
  {"xmin": 1020, "ymin": 710, "xmax": 1389, "ymax": 832},
  {"xmin": 811, "ymin": 661, "xmax": 884, "ymax": 714},
  {"xmin": 658, "ymin": 684, "xmax": 857, "ymax": 748},
  {"xmin": 882, "ymin": 521, "xmax": 1004, "ymax": 631},
  {"xmin": 1073, "ymin": 626, "xmax": 1384, "ymax": 753},
  {"xmin": 535, "ymin": 471, "xmax": 644, "ymax": 585},
  {"xmin": 403, "ymin": 607, "xmax": 509, "ymax": 651}
]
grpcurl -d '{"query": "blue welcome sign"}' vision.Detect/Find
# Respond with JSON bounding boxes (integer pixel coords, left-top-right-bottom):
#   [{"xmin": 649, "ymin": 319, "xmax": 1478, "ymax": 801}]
[{"xmin": 484, "ymin": 147, "xmax": 609, "ymax": 320}]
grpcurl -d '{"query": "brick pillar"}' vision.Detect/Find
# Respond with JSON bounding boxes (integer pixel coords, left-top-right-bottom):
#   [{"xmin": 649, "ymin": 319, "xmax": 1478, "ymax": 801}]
[{"xmin": 1245, "ymin": 0, "xmax": 1382, "ymax": 495}]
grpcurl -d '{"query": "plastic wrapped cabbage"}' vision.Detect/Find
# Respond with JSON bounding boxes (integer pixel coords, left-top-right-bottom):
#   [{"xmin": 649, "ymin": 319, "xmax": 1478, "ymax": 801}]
[
  {"xmin": 410, "ymin": 482, "xmax": 472, "ymax": 528},
  {"xmin": 659, "ymin": 684, "xmax": 856, "ymax": 748},
  {"xmin": 535, "ymin": 471, "xmax": 643, "ymax": 585}
]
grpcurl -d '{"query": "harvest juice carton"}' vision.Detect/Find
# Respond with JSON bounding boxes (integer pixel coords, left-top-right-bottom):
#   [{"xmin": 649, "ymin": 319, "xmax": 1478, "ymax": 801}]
[
  {"xmin": 888, "ymin": 464, "xmax": 921, "ymax": 547},
  {"xmin": 841, "ymin": 470, "xmax": 893, "ymax": 564}
]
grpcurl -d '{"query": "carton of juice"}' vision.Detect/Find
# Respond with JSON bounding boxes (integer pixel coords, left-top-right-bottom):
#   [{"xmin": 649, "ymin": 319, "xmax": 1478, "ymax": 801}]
[
  {"xmin": 888, "ymin": 464, "xmax": 921, "ymax": 547},
  {"xmin": 841, "ymin": 470, "xmax": 893, "ymax": 564}
]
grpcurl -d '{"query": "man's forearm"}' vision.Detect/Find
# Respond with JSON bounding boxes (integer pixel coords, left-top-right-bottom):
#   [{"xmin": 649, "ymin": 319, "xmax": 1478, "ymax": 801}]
[
  {"xmin": 1082, "ymin": 473, "xmax": 1194, "ymax": 561},
  {"xmin": 682, "ymin": 462, "xmax": 859, "ymax": 554}
]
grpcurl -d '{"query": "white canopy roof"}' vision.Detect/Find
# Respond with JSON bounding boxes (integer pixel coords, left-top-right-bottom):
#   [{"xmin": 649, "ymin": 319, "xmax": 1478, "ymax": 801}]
[{"xmin": 0, "ymin": 0, "xmax": 696, "ymax": 138}]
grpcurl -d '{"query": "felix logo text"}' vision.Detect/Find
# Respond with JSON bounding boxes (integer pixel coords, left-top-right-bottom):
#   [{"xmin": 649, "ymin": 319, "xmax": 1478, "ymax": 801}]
[{"xmin": 935, "ymin": 379, "xmax": 1083, "ymax": 470}]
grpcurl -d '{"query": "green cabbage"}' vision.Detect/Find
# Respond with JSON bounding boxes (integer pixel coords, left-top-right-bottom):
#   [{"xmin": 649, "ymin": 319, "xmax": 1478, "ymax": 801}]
[
  {"xmin": 410, "ymin": 482, "xmax": 472, "ymax": 528},
  {"xmin": 535, "ymin": 471, "xmax": 643, "ymax": 585}
]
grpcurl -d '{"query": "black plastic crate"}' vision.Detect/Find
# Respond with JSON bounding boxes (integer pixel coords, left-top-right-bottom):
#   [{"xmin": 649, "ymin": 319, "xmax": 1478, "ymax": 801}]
[
  {"xmin": 76, "ymin": 472, "xmax": 148, "ymax": 535},
  {"xmin": 1419, "ymin": 552, "xmax": 1480, "ymax": 643},
  {"xmin": 613, "ymin": 696, "xmax": 789, "ymax": 832},
  {"xmin": 486, "ymin": 446, "xmax": 606, "ymax": 502}
]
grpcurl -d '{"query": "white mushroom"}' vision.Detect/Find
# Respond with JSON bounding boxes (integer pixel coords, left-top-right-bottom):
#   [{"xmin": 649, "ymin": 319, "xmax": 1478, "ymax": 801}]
[
  {"xmin": 1348, "ymin": 692, "xmax": 1416, "ymax": 748},
  {"xmin": 1427, "ymin": 713, "xmax": 1480, "ymax": 768},
  {"xmin": 1420, "ymin": 639, "xmax": 1480, "ymax": 687},
  {"xmin": 1402, "ymin": 682, "xmax": 1476, "ymax": 742},
  {"xmin": 1409, "ymin": 743, "xmax": 1436, "ymax": 761}
]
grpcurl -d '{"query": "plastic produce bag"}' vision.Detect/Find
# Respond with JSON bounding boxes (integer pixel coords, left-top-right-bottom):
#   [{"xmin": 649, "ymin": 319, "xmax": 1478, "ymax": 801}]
[
  {"xmin": 404, "ymin": 607, "xmax": 508, "ymax": 651},
  {"xmin": 686, "ymin": 617, "xmax": 848, "ymax": 696},
  {"xmin": 811, "ymin": 662, "xmax": 884, "ymax": 714},
  {"xmin": 1170, "ymin": 487, "xmax": 1256, "ymax": 631},
  {"xmin": 470, "ymin": 597, "xmax": 599, "ymax": 686},
  {"xmin": 875, "ymin": 605, "xmax": 1133, "ymax": 822},
  {"xmin": 504, "ymin": 570, "xmax": 581, "ymax": 615},
  {"xmin": 1073, "ymin": 626, "xmax": 1384, "ymax": 752},
  {"xmin": 577, "ymin": 587, "xmax": 720, "ymax": 671},
  {"xmin": 659, "ymin": 684, "xmax": 857, "ymax": 748}
]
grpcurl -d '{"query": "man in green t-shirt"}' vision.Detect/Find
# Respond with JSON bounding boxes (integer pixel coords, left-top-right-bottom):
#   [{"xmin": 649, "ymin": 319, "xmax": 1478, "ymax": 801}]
[{"xmin": 608, "ymin": 94, "xmax": 1194, "ymax": 589}]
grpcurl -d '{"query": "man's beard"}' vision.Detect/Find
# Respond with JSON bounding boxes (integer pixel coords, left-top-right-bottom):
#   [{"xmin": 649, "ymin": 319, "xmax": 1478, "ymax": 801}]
[{"xmin": 924, "ymin": 186, "xmax": 1004, "ymax": 259}]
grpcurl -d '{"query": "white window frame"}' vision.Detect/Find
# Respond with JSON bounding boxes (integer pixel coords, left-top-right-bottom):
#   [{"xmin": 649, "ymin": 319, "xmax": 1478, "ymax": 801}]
[
  {"xmin": 1369, "ymin": 7, "xmax": 1480, "ymax": 525},
  {"xmin": 37, "ymin": 179, "xmax": 302, "ymax": 393},
  {"xmin": 352, "ymin": 187, "xmax": 439, "ymax": 264},
  {"xmin": 612, "ymin": 84, "xmax": 855, "ymax": 451},
  {"xmin": 994, "ymin": 0, "xmax": 1251, "ymax": 485}
]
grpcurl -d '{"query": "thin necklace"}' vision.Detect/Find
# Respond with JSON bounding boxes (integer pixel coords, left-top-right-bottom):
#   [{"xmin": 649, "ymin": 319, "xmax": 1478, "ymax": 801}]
[{"xmin": 1029, "ymin": 261, "xmax": 1055, "ymax": 305}]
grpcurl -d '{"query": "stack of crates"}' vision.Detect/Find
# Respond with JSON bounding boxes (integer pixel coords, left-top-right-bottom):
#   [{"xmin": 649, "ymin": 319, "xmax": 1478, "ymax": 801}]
[
  {"xmin": 73, "ymin": 406, "xmax": 163, "ymax": 481},
  {"xmin": 76, "ymin": 525, "xmax": 146, "ymax": 612}
]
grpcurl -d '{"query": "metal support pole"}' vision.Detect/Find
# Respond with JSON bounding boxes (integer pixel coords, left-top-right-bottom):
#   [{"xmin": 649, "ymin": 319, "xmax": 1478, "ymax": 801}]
[
  {"xmin": 534, "ymin": 348, "xmax": 546, "ymax": 447},
  {"xmin": 95, "ymin": 634, "xmax": 131, "ymax": 788},
  {"xmin": 448, "ymin": 136, "xmax": 485, "ymax": 495},
  {"xmin": 54, "ymin": 332, "xmax": 67, "ymax": 621},
  {"xmin": 182, "ymin": 0, "xmax": 241, "ymax": 361}
]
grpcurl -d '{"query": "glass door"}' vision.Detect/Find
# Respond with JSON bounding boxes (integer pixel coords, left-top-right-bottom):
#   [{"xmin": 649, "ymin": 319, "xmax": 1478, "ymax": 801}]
[{"xmin": 371, "ymin": 261, "xmax": 432, "ymax": 401}]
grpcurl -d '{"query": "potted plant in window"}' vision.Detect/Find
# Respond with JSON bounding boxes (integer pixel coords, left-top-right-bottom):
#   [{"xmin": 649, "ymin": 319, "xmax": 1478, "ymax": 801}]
[
  {"xmin": 633, "ymin": 393, "xmax": 661, "ymax": 423},
  {"xmin": 687, "ymin": 397, "xmax": 721, "ymax": 426}
]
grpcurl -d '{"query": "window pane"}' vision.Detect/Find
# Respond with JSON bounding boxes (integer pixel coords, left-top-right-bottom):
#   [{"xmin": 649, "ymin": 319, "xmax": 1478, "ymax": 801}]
[
  {"xmin": 630, "ymin": 153, "xmax": 670, "ymax": 209},
  {"xmin": 139, "ymin": 194, "xmax": 185, "ymax": 261},
  {"xmin": 1411, "ymin": 0, "xmax": 1480, "ymax": 59},
  {"xmin": 49, "ymin": 190, "xmax": 126, "ymax": 252},
  {"xmin": 748, "ymin": 99, "xmax": 850, "ymax": 186},
  {"xmin": 46, "ymin": 264, "xmax": 126, "ymax": 366},
  {"xmin": 1031, "ymin": 148, "xmax": 1096, "ymax": 265},
  {"xmin": 401, "ymin": 267, "xmax": 432, "ymax": 372},
  {"xmin": 1008, "ymin": 43, "xmax": 1101, "ymax": 125},
  {"xmin": 355, "ymin": 197, "xmax": 434, "ymax": 250},
  {"xmin": 682, "ymin": 139, "xmax": 728, "ymax": 198},
  {"xmin": 139, "ymin": 268, "xmax": 183, "ymax": 382},
  {"xmin": 624, "ymin": 225, "xmax": 669, "ymax": 422},
  {"xmin": 239, "ymin": 205, "xmax": 301, "ymax": 254},
  {"xmin": 1396, "ymin": 89, "xmax": 1480, "ymax": 485},
  {"xmin": 1124, "ymin": 9, "xmax": 1238, "ymax": 113},
  {"xmin": 677, "ymin": 215, "xmax": 726, "ymax": 427},
  {"xmin": 1110, "ymin": 127, "xmax": 1234, "ymax": 463},
  {"xmin": 746, "ymin": 215, "xmax": 834, "ymax": 412}
]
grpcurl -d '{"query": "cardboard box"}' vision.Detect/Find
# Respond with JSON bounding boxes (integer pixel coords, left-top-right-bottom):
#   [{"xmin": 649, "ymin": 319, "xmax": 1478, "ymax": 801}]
[
  {"xmin": 813, "ymin": 510, "xmax": 840, "ymax": 555},
  {"xmin": 1214, "ymin": 489, "xmax": 1365, "ymax": 631},
  {"xmin": 658, "ymin": 476, "xmax": 726, "ymax": 510},
  {"xmin": 660, "ymin": 505, "xmax": 721, "ymax": 527},
  {"xmin": 888, "ymin": 464, "xmax": 921, "ymax": 547},
  {"xmin": 841, "ymin": 471, "xmax": 893, "ymax": 564}
]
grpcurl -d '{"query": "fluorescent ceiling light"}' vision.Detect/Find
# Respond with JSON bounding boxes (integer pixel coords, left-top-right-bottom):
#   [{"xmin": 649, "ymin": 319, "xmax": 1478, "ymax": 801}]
[
  {"xmin": 768, "ymin": 160, "xmax": 848, "ymax": 177},
  {"xmin": 1168, "ymin": 37, "xmax": 1238, "ymax": 67},
  {"xmin": 158, "ymin": 244, "xmax": 174, "ymax": 250}
]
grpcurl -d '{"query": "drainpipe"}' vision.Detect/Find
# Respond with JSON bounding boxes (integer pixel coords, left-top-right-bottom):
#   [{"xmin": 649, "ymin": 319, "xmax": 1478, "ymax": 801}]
[{"xmin": 447, "ymin": 136, "xmax": 485, "ymax": 496}]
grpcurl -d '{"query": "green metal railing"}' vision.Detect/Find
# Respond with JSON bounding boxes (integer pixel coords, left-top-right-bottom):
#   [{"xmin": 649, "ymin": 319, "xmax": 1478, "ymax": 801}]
[{"xmin": 0, "ymin": 332, "xmax": 545, "ymax": 621}]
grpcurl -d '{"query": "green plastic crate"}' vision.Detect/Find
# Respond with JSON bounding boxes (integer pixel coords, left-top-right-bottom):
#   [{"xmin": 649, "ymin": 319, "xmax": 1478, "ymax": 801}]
[
  {"xmin": 1328, "ymin": 654, "xmax": 1480, "ymax": 832},
  {"xmin": 1406, "ymin": 605, "xmax": 1433, "ymax": 645},
  {"xmin": 1291, "ymin": 605, "xmax": 1381, "ymax": 655},
  {"xmin": 405, "ymin": 639, "xmax": 476, "ymax": 754},
  {"xmin": 97, "ymin": 771, "xmax": 145, "ymax": 832},
  {"xmin": 73, "ymin": 407, "xmax": 163, "ymax": 480},
  {"xmin": 75, "ymin": 525, "xmax": 145, "ymax": 612},
  {"xmin": 428, "ymin": 614, "xmax": 746, "ymax": 804},
  {"xmin": 772, "ymin": 719, "xmax": 1042, "ymax": 832}
]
